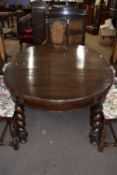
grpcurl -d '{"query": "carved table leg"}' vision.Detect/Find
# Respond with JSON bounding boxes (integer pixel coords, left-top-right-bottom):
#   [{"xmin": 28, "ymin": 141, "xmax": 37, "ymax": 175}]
[
  {"xmin": 89, "ymin": 98, "xmax": 104, "ymax": 145},
  {"xmin": 14, "ymin": 100, "xmax": 28, "ymax": 143}
]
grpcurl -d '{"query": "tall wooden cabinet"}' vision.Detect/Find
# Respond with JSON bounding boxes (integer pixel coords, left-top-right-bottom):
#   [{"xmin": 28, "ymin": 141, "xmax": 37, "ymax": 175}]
[{"xmin": 31, "ymin": 1, "xmax": 46, "ymax": 44}]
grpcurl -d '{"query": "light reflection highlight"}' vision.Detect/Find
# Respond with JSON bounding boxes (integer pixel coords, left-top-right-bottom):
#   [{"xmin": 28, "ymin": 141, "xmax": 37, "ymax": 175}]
[
  {"xmin": 27, "ymin": 47, "xmax": 35, "ymax": 86},
  {"xmin": 28, "ymin": 47, "xmax": 34, "ymax": 69},
  {"xmin": 76, "ymin": 45, "xmax": 86, "ymax": 69}
]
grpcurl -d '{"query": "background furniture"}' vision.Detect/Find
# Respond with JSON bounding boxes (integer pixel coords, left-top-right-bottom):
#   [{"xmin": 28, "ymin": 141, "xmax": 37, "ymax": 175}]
[
  {"xmin": 51, "ymin": 20, "xmax": 66, "ymax": 47},
  {"xmin": 0, "ymin": 75, "xmax": 19, "ymax": 150},
  {"xmin": 0, "ymin": 2, "xmax": 16, "ymax": 28},
  {"xmin": 86, "ymin": 0, "xmax": 110, "ymax": 35},
  {"xmin": 99, "ymin": 73, "xmax": 117, "ymax": 152},
  {"xmin": 68, "ymin": 13, "xmax": 86, "ymax": 44},
  {"xmin": 17, "ymin": 13, "xmax": 32, "ymax": 49},
  {"xmin": 0, "ymin": 22, "xmax": 8, "ymax": 71},
  {"xmin": 31, "ymin": 1, "xmax": 46, "ymax": 44},
  {"xmin": 31, "ymin": 2, "xmax": 86, "ymax": 45},
  {"xmin": 0, "ymin": 33, "xmax": 6, "ymax": 62},
  {"xmin": 0, "ymin": 25, "xmax": 19, "ymax": 150},
  {"xmin": 109, "ymin": 0, "xmax": 117, "ymax": 68},
  {"xmin": 48, "ymin": 7, "xmax": 86, "ymax": 46},
  {"xmin": 99, "ymin": 21, "xmax": 116, "ymax": 46}
]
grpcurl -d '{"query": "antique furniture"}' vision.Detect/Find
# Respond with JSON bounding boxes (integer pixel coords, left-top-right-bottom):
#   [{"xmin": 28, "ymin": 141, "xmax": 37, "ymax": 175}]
[
  {"xmin": 86, "ymin": 0, "xmax": 110, "ymax": 35},
  {"xmin": 0, "ymin": 22, "xmax": 9, "ymax": 72},
  {"xmin": 17, "ymin": 1, "xmax": 47, "ymax": 47},
  {"xmin": 31, "ymin": 1, "xmax": 86, "ymax": 45},
  {"xmin": 0, "ymin": 75, "xmax": 19, "ymax": 150},
  {"xmin": 110, "ymin": 42, "xmax": 117, "ymax": 68},
  {"xmin": 109, "ymin": 0, "xmax": 117, "ymax": 66},
  {"xmin": 31, "ymin": 1, "xmax": 47, "ymax": 44},
  {"xmin": 0, "ymin": 34, "xmax": 6, "ymax": 62},
  {"xmin": 0, "ymin": 1, "xmax": 16, "ymax": 28},
  {"xmin": 48, "ymin": 7, "xmax": 86, "ymax": 46},
  {"xmin": 99, "ymin": 18, "xmax": 116, "ymax": 46},
  {"xmin": 99, "ymin": 74, "xmax": 117, "ymax": 152},
  {"xmin": 50, "ymin": 20, "xmax": 66, "ymax": 47},
  {"xmin": 98, "ymin": 2, "xmax": 117, "ymax": 151},
  {"xmin": 0, "ymin": 12, "xmax": 15, "ymax": 28},
  {"xmin": 4, "ymin": 44, "xmax": 113, "ymax": 145},
  {"xmin": 0, "ymin": 30, "xmax": 19, "ymax": 150},
  {"xmin": 68, "ymin": 13, "xmax": 86, "ymax": 44}
]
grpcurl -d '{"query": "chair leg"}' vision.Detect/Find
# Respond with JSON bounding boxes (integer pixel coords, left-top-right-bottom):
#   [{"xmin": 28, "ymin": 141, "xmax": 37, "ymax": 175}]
[
  {"xmin": 98, "ymin": 128, "xmax": 106, "ymax": 152},
  {"xmin": 98, "ymin": 122, "xmax": 117, "ymax": 152},
  {"xmin": 9, "ymin": 120, "xmax": 19, "ymax": 150},
  {"xmin": 109, "ymin": 123, "xmax": 117, "ymax": 145},
  {"xmin": 0, "ymin": 121, "xmax": 9, "ymax": 144},
  {"xmin": 0, "ymin": 119, "xmax": 19, "ymax": 150}
]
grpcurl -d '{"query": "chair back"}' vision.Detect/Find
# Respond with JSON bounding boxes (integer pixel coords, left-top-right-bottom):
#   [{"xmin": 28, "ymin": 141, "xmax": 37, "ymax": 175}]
[
  {"xmin": 51, "ymin": 20, "xmax": 65, "ymax": 48},
  {"xmin": 0, "ymin": 23, "xmax": 6, "ymax": 62},
  {"xmin": 0, "ymin": 23, "xmax": 8, "ymax": 74},
  {"xmin": 0, "ymin": 35, "xmax": 6, "ymax": 61}
]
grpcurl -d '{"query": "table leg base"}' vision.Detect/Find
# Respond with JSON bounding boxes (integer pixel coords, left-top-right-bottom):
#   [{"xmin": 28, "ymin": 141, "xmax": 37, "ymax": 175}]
[
  {"xmin": 16, "ymin": 128, "xmax": 28, "ymax": 143},
  {"xmin": 14, "ymin": 100, "xmax": 28, "ymax": 143},
  {"xmin": 89, "ymin": 99, "xmax": 104, "ymax": 145}
]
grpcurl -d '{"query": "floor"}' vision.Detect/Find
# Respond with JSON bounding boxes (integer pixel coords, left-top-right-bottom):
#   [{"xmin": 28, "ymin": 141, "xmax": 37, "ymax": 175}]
[{"xmin": 4, "ymin": 32, "xmax": 113, "ymax": 64}]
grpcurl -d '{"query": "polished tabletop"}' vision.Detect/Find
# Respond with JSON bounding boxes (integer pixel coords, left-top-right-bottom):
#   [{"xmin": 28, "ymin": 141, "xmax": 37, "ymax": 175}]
[{"xmin": 4, "ymin": 45, "xmax": 113, "ymax": 111}]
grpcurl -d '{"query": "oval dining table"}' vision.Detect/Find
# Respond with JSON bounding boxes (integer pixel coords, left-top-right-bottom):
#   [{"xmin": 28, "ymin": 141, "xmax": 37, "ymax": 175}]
[{"xmin": 4, "ymin": 44, "xmax": 113, "ymax": 145}]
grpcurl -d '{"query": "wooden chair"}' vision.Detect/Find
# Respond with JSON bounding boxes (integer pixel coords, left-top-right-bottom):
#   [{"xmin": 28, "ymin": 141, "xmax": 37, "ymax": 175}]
[
  {"xmin": 0, "ymin": 75, "xmax": 19, "ymax": 150},
  {"xmin": 0, "ymin": 26, "xmax": 8, "ymax": 74},
  {"xmin": 0, "ymin": 34, "xmax": 6, "ymax": 62},
  {"xmin": 50, "ymin": 20, "xmax": 66, "ymax": 49},
  {"xmin": 0, "ymin": 29, "xmax": 19, "ymax": 150},
  {"xmin": 99, "ymin": 71, "xmax": 117, "ymax": 152}
]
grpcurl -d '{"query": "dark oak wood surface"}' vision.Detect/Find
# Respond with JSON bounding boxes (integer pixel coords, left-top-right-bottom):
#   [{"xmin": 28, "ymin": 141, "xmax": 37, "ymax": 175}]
[
  {"xmin": 4, "ymin": 45, "xmax": 113, "ymax": 110},
  {"xmin": 4, "ymin": 44, "xmax": 114, "ymax": 144},
  {"xmin": 47, "ymin": 7, "xmax": 86, "ymax": 17}
]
